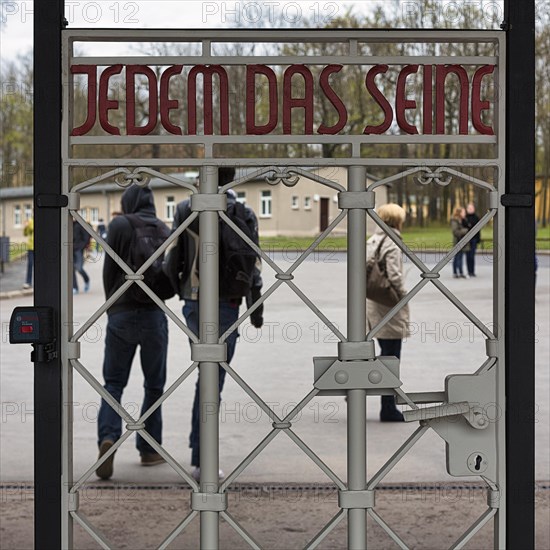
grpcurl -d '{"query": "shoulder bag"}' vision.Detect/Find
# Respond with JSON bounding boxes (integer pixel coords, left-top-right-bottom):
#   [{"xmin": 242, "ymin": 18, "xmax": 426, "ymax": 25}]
[{"xmin": 366, "ymin": 235, "xmax": 401, "ymax": 307}]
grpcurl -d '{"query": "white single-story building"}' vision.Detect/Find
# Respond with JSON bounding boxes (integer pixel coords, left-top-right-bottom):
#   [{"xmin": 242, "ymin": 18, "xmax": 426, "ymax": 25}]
[{"xmin": 0, "ymin": 167, "xmax": 387, "ymax": 243}]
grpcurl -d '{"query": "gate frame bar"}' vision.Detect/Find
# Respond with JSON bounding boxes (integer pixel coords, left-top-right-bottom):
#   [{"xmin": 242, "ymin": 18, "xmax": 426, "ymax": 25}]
[
  {"xmin": 503, "ymin": 1, "xmax": 536, "ymax": 547},
  {"xmin": 33, "ymin": 1, "xmax": 64, "ymax": 548},
  {"xmin": 32, "ymin": 5, "xmax": 536, "ymax": 547}
]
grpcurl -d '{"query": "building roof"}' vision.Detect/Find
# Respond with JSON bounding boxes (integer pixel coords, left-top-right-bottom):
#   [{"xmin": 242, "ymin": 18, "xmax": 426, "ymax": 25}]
[{"xmin": 0, "ymin": 167, "xmax": 380, "ymax": 199}]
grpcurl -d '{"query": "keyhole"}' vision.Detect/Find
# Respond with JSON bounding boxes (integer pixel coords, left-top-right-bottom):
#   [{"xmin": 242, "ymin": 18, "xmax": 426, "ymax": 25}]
[{"xmin": 474, "ymin": 455, "xmax": 483, "ymax": 471}]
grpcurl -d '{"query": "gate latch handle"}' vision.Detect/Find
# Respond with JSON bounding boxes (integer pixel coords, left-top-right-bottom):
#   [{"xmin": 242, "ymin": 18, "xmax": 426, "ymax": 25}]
[{"xmin": 404, "ymin": 401, "xmax": 490, "ymax": 429}]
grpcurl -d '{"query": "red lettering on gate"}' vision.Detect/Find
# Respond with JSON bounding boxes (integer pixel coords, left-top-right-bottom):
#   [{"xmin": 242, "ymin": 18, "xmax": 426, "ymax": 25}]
[
  {"xmin": 318, "ymin": 65, "xmax": 348, "ymax": 135},
  {"xmin": 188, "ymin": 65, "xmax": 229, "ymax": 135},
  {"xmin": 126, "ymin": 66, "xmax": 158, "ymax": 135},
  {"xmin": 364, "ymin": 65, "xmax": 393, "ymax": 135},
  {"xmin": 471, "ymin": 65, "xmax": 495, "ymax": 135},
  {"xmin": 423, "ymin": 65, "xmax": 433, "ymax": 135},
  {"xmin": 160, "ymin": 65, "xmax": 183, "ymax": 135},
  {"xmin": 71, "ymin": 65, "xmax": 97, "ymax": 136},
  {"xmin": 283, "ymin": 65, "xmax": 315, "ymax": 135},
  {"xmin": 98, "ymin": 64, "xmax": 122, "ymax": 135},
  {"xmin": 70, "ymin": 62, "xmax": 496, "ymax": 138},
  {"xmin": 246, "ymin": 65, "xmax": 278, "ymax": 135},
  {"xmin": 436, "ymin": 65, "xmax": 470, "ymax": 135},
  {"xmin": 396, "ymin": 64, "xmax": 420, "ymax": 135}
]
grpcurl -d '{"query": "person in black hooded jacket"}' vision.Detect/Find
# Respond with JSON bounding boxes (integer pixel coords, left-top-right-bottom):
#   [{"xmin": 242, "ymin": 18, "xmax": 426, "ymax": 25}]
[
  {"xmin": 95, "ymin": 184, "xmax": 168, "ymax": 479},
  {"xmin": 171, "ymin": 167, "xmax": 263, "ymax": 481}
]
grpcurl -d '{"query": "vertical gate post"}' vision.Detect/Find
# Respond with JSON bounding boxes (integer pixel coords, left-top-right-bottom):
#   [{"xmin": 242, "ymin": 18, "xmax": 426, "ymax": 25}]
[
  {"xmin": 347, "ymin": 166, "xmax": 368, "ymax": 549},
  {"xmin": 504, "ymin": 1, "xmax": 536, "ymax": 547},
  {"xmin": 199, "ymin": 166, "xmax": 220, "ymax": 549},
  {"xmin": 33, "ymin": 2, "xmax": 64, "ymax": 548}
]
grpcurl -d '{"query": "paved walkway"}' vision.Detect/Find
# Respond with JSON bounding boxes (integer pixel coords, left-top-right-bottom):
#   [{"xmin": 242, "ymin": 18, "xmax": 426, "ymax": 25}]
[
  {"xmin": 1, "ymin": 252, "xmax": 548, "ymax": 485},
  {"xmin": 0, "ymin": 254, "xmax": 33, "ymax": 299}
]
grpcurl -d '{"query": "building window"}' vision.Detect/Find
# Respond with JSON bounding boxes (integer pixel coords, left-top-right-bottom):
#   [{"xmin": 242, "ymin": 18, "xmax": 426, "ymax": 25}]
[
  {"xmin": 14, "ymin": 205, "xmax": 22, "ymax": 227},
  {"xmin": 236, "ymin": 191, "xmax": 246, "ymax": 205},
  {"xmin": 291, "ymin": 196, "xmax": 299, "ymax": 210},
  {"xmin": 24, "ymin": 204, "xmax": 32, "ymax": 221},
  {"xmin": 260, "ymin": 190, "xmax": 272, "ymax": 217},
  {"xmin": 166, "ymin": 196, "xmax": 176, "ymax": 221},
  {"xmin": 79, "ymin": 208, "xmax": 88, "ymax": 221},
  {"xmin": 91, "ymin": 208, "xmax": 99, "ymax": 224},
  {"xmin": 304, "ymin": 196, "xmax": 312, "ymax": 210}
]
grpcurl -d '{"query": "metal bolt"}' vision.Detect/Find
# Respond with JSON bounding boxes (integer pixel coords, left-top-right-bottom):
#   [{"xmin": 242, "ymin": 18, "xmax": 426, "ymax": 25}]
[
  {"xmin": 335, "ymin": 370, "xmax": 349, "ymax": 384},
  {"xmin": 368, "ymin": 370, "xmax": 382, "ymax": 384}
]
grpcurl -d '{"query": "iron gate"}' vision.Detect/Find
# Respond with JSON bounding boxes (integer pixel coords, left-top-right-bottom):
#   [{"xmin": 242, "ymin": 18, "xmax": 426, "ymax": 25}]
[{"xmin": 30, "ymin": 21, "xmax": 535, "ymax": 548}]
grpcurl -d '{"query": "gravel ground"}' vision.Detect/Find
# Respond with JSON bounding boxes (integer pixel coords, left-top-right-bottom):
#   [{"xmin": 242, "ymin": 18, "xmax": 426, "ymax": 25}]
[{"xmin": 1, "ymin": 484, "xmax": 549, "ymax": 549}]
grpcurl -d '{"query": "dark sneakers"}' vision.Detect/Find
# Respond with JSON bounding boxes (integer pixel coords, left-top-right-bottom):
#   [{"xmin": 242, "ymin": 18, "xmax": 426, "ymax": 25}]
[
  {"xmin": 96, "ymin": 440, "xmax": 115, "ymax": 480},
  {"xmin": 140, "ymin": 452, "xmax": 166, "ymax": 467},
  {"xmin": 96, "ymin": 442, "xmax": 165, "ymax": 476}
]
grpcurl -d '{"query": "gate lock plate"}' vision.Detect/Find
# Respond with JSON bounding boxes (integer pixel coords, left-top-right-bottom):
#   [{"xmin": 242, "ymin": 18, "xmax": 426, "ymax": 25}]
[
  {"xmin": 404, "ymin": 367, "xmax": 498, "ymax": 483},
  {"xmin": 314, "ymin": 356, "xmax": 401, "ymax": 395},
  {"xmin": 9, "ymin": 307, "xmax": 57, "ymax": 363}
]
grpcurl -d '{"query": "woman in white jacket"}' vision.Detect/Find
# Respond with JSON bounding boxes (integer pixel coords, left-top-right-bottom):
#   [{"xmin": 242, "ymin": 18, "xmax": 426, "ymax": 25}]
[{"xmin": 367, "ymin": 204, "xmax": 410, "ymax": 422}]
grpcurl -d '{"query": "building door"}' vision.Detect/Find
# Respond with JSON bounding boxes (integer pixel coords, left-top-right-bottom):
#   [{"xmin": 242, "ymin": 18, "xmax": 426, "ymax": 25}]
[{"xmin": 320, "ymin": 197, "xmax": 330, "ymax": 232}]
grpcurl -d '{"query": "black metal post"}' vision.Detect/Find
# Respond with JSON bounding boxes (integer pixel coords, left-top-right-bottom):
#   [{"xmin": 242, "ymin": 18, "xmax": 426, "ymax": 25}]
[
  {"xmin": 33, "ymin": 2, "xmax": 64, "ymax": 548},
  {"xmin": 504, "ymin": 1, "xmax": 536, "ymax": 546}
]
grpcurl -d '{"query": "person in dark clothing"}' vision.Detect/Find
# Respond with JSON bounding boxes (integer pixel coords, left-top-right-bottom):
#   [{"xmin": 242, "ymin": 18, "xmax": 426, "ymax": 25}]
[
  {"xmin": 96, "ymin": 185, "xmax": 168, "ymax": 480},
  {"xmin": 73, "ymin": 219, "xmax": 91, "ymax": 293},
  {"xmin": 464, "ymin": 203, "xmax": 481, "ymax": 277},
  {"xmin": 96, "ymin": 218, "xmax": 107, "ymax": 251},
  {"xmin": 450, "ymin": 207, "xmax": 469, "ymax": 278},
  {"xmin": 172, "ymin": 167, "xmax": 263, "ymax": 481}
]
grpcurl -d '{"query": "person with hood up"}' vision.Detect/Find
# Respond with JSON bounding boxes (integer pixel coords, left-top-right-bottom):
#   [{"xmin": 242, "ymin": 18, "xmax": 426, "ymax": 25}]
[{"xmin": 95, "ymin": 184, "xmax": 169, "ymax": 479}]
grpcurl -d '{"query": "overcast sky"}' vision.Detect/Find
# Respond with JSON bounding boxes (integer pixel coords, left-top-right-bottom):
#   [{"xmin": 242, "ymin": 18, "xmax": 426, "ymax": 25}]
[
  {"xmin": 0, "ymin": 1, "xmax": 382, "ymax": 61},
  {"xmin": 1, "ymin": 0, "xmax": 508, "ymax": 63}
]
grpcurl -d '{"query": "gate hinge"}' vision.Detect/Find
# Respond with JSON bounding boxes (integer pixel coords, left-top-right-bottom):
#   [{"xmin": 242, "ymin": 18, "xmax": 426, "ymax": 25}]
[
  {"xmin": 36, "ymin": 194, "xmax": 68, "ymax": 208},
  {"xmin": 500, "ymin": 194, "xmax": 532, "ymax": 207}
]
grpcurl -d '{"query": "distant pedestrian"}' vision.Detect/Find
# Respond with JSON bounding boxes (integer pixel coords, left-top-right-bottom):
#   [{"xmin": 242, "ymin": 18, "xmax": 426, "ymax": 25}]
[
  {"xmin": 450, "ymin": 207, "xmax": 469, "ymax": 279},
  {"xmin": 22, "ymin": 217, "xmax": 34, "ymax": 289},
  {"xmin": 73, "ymin": 219, "xmax": 91, "ymax": 293},
  {"xmin": 367, "ymin": 204, "xmax": 409, "ymax": 422},
  {"xmin": 464, "ymin": 203, "xmax": 481, "ymax": 277},
  {"xmin": 96, "ymin": 185, "xmax": 173, "ymax": 479},
  {"xmin": 96, "ymin": 218, "xmax": 107, "ymax": 251}
]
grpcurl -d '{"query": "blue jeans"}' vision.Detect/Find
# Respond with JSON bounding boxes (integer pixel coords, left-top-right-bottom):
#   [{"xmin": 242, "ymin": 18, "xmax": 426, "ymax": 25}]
[
  {"xmin": 452, "ymin": 251, "xmax": 464, "ymax": 275},
  {"xmin": 466, "ymin": 241, "xmax": 478, "ymax": 275},
  {"xmin": 183, "ymin": 300, "xmax": 240, "ymax": 467},
  {"xmin": 378, "ymin": 339, "xmax": 402, "ymax": 409},
  {"xmin": 73, "ymin": 249, "xmax": 90, "ymax": 291},
  {"xmin": 97, "ymin": 309, "xmax": 168, "ymax": 454},
  {"xmin": 378, "ymin": 338, "xmax": 402, "ymax": 359},
  {"xmin": 25, "ymin": 250, "xmax": 33, "ymax": 286}
]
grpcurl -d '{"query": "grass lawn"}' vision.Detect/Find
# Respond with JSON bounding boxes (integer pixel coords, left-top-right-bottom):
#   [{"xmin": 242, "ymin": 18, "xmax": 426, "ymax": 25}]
[
  {"xmin": 260, "ymin": 223, "xmax": 550, "ymax": 252},
  {"xmin": 8, "ymin": 242, "xmax": 28, "ymax": 261}
]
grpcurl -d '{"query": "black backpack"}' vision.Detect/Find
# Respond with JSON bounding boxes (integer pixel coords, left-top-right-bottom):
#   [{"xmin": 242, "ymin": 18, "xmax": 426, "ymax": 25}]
[
  {"xmin": 165, "ymin": 200, "xmax": 258, "ymax": 299},
  {"xmin": 125, "ymin": 214, "xmax": 175, "ymax": 303},
  {"xmin": 219, "ymin": 201, "xmax": 259, "ymax": 298}
]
